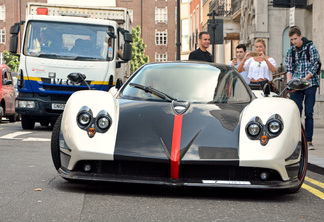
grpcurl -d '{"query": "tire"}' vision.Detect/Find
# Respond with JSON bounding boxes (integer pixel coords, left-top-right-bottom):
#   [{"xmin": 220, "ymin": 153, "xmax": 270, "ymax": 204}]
[
  {"xmin": 51, "ymin": 115, "xmax": 62, "ymax": 170},
  {"xmin": 285, "ymin": 126, "xmax": 308, "ymax": 194},
  {"xmin": 21, "ymin": 115, "xmax": 35, "ymax": 129},
  {"xmin": 0, "ymin": 106, "xmax": 3, "ymax": 123},
  {"xmin": 9, "ymin": 113, "xmax": 17, "ymax": 123}
]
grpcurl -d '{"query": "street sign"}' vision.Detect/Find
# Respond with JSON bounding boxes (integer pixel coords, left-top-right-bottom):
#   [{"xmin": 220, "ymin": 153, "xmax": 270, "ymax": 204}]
[
  {"xmin": 207, "ymin": 19, "xmax": 223, "ymax": 44},
  {"xmin": 273, "ymin": 0, "xmax": 307, "ymax": 8}
]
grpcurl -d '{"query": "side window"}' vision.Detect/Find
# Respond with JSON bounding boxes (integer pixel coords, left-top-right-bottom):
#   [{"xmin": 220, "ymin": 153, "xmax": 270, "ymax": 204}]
[
  {"xmin": 2, "ymin": 71, "xmax": 7, "ymax": 83},
  {"xmin": 7, "ymin": 71, "xmax": 13, "ymax": 81}
]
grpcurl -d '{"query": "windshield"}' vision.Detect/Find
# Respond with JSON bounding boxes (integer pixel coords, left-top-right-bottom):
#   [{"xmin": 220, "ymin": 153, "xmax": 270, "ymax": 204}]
[
  {"xmin": 120, "ymin": 63, "xmax": 252, "ymax": 103},
  {"xmin": 23, "ymin": 21, "xmax": 115, "ymax": 61}
]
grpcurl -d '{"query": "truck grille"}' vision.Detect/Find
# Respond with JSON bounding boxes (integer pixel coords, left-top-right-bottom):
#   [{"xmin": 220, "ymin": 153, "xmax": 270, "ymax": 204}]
[{"xmin": 43, "ymin": 85, "xmax": 86, "ymax": 92}]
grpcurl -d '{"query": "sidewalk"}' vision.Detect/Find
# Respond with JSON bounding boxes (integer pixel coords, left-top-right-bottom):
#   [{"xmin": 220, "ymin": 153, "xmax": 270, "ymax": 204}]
[{"xmin": 308, "ymin": 127, "xmax": 324, "ymax": 175}]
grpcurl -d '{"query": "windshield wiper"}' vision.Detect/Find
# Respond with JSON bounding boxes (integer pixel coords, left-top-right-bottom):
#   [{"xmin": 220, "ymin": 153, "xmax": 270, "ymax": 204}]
[
  {"xmin": 37, "ymin": 53, "xmax": 60, "ymax": 58},
  {"xmin": 73, "ymin": 56, "xmax": 101, "ymax": 61},
  {"xmin": 129, "ymin": 83, "xmax": 177, "ymax": 102}
]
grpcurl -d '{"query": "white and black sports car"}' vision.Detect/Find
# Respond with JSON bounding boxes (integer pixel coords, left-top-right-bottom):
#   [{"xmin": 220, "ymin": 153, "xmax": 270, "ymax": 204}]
[{"xmin": 51, "ymin": 62, "xmax": 307, "ymax": 193}]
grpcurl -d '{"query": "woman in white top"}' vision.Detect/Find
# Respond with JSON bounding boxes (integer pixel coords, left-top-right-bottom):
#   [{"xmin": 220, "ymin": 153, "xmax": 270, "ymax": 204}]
[{"xmin": 237, "ymin": 38, "xmax": 276, "ymax": 89}]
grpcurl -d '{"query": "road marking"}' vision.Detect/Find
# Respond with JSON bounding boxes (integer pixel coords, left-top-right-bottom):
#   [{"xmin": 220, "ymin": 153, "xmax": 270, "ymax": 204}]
[
  {"xmin": 302, "ymin": 183, "xmax": 324, "ymax": 200},
  {"xmin": 0, "ymin": 131, "xmax": 50, "ymax": 141},
  {"xmin": 0, "ymin": 131, "xmax": 32, "ymax": 139},
  {"xmin": 23, "ymin": 137, "xmax": 51, "ymax": 142},
  {"xmin": 305, "ymin": 177, "xmax": 324, "ymax": 189}
]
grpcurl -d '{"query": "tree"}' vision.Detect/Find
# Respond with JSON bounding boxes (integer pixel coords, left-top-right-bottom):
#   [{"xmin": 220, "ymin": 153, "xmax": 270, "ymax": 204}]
[
  {"xmin": 131, "ymin": 25, "xmax": 149, "ymax": 72},
  {"xmin": 3, "ymin": 50, "xmax": 19, "ymax": 72}
]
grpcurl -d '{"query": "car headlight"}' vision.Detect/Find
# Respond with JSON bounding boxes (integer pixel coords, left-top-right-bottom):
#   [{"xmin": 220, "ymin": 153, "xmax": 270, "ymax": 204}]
[
  {"xmin": 97, "ymin": 116, "xmax": 110, "ymax": 129},
  {"xmin": 247, "ymin": 123, "xmax": 261, "ymax": 136},
  {"xmin": 245, "ymin": 116, "xmax": 263, "ymax": 139},
  {"xmin": 76, "ymin": 106, "xmax": 93, "ymax": 129},
  {"xmin": 78, "ymin": 113, "xmax": 91, "ymax": 126},
  {"xmin": 95, "ymin": 110, "xmax": 112, "ymax": 133},
  {"xmin": 268, "ymin": 121, "xmax": 281, "ymax": 134},
  {"xmin": 266, "ymin": 114, "xmax": 283, "ymax": 137},
  {"xmin": 18, "ymin": 100, "xmax": 36, "ymax": 109}
]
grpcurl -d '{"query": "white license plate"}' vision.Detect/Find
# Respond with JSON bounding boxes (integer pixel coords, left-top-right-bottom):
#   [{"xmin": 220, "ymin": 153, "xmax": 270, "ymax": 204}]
[{"xmin": 52, "ymin": 103, "xmax": 65, "ymax": 110}]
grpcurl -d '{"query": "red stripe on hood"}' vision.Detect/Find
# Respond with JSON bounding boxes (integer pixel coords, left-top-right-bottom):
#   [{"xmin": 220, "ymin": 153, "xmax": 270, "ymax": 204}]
[{"xmin": 170, "ymin": 114, "xmax": 183, "ymax": 179}]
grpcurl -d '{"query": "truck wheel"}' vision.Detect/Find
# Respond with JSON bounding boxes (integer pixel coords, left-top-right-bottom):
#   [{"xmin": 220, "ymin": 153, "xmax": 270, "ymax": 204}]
[
  {"xmin": 9, "ymin": 114, "xmax": 17, "ymax": 123},
  {"xmin": 51, "ymin": 115, "xmax": 62, "ymax": 170},
  {"xmin": 21, "ymin": 115, "xmax": 35, "ymax": 129},
  {"xmin": 0, "ymin": 107, "xmax": 3, "ymax": 123}
]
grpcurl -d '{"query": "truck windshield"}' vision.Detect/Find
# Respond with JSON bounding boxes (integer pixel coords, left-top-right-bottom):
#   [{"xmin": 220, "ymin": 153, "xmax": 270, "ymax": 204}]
[{"xmin": 23, "ymin": 21, "xmax": 115, "ymax": 61}]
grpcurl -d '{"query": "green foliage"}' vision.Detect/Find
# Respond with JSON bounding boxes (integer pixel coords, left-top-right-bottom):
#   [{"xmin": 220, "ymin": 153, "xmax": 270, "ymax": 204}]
[
  {"xmin": 131, "ymin": 25, "xmax": 149, "ymax": 72},
  {"xmin": 3, "ymin": 50, "xmax": 19, "ymax": 72}
]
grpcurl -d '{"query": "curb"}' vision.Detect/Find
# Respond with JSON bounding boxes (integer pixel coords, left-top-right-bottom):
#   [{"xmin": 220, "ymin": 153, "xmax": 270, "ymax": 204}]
[{"xmin": 308, "ymin": 155, "xmax": 324, "ymax": 175}]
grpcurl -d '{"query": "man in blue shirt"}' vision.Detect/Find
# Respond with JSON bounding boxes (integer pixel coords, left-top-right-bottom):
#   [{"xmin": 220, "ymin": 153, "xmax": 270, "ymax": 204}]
[
  {"xmin": 285, "ymin": 26, "xmax": 321, "ymax": 150},
  {"xmin": 229, "ymin": 44, "xmax": 249, "ymax": 84}
]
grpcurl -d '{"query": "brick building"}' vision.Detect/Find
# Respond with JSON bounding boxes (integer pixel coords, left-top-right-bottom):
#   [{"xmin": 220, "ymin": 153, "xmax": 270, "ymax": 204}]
[{"xmin": 117, "ymin": 0, "xmax": 177, "ymax": 62}]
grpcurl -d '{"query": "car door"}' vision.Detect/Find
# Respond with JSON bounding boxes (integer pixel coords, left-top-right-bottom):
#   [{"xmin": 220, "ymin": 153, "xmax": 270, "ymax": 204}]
[{"xmin": 2, "ymin": 68, "xmax": 16, "ymax": 115}]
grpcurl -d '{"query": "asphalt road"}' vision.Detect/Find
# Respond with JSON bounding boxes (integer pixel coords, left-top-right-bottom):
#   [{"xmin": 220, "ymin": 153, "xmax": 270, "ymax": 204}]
[{"xmin": 1, "ymin": 120, "xmax": 324, "ymax": 222}]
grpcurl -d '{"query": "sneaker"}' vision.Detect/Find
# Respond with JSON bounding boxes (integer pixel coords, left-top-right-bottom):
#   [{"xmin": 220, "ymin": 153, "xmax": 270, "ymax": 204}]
[{"xmin": 307, "ymin": 142, "xmax": 315, "ymax": 150}]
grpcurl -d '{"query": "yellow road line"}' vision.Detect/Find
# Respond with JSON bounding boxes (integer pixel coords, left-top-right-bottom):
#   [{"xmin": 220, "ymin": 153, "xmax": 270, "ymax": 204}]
[
  {"xmin": 302, "ymin": 183, "xmax": 324, "ymax": 200},
  {"xmin": 305, "ymin": 177, "xmax": 324, "ymax": 189}
]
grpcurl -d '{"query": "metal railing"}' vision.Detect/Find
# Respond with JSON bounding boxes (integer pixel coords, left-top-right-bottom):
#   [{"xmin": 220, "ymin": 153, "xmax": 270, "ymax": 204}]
[{"xmin": 209, "ymin": 0, "xmax": 242, "ymax": 17}]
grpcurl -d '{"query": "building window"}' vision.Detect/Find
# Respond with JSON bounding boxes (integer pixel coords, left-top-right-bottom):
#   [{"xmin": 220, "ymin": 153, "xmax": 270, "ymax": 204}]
[
  {"xmin": 155, "ymin": 7, "xmax": 168, "ymax": 24},
  {"xmin": 155, "ymin": 30, "xmax": 167, "ymax": 45},
  {"xmin": 155, "ymin": 53, "xmax": 167, "ymax": 62},
  {"xmin": 0, "ymin": 29, "xmax": 5, "ymax": 44},
  {"xmin": 0, "ymin": 5, "xmax": 5, "ymax": 21}
]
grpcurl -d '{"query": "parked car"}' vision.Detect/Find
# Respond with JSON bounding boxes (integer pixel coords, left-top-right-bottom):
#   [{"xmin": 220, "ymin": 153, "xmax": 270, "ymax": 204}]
[
  {"xmin": 51, "ymin": 61, "xmax": 307, "ymax": 193},
  {"xmin": 0, "ymin": 64, "xmax": 18, "ymax": 122}
]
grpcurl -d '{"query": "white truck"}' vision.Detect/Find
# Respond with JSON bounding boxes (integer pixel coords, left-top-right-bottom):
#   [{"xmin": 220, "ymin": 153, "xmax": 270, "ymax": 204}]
[{"xmin": 9, "ymin": 3, "xmax": 133, "ymax": 129}]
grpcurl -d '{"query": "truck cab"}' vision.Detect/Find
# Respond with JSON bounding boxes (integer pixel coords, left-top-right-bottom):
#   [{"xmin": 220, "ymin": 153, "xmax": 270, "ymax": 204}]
[{"xmin": 9, "ymin": 3, "xmax": 132, "ymax": 129}]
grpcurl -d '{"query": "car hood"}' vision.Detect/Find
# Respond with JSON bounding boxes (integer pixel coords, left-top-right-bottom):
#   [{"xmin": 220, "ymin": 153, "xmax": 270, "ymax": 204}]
[{"xmin": 114, "ymin": 99, "xmax": 247, "ymax": 163}]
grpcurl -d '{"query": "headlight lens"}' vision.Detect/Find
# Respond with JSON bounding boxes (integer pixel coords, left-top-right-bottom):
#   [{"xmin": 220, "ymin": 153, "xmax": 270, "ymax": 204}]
[
  {"xmin": 97, "ymin": 116, "xmax": 110, "ymax": 130},
  {"xmin": 78, "ymin": 113, "xmax": 91, "ymax": 126},
  {"xmin": 247, "ymin": 123, "xmax": 261, "ymax": 136},
  {"xmin": 268, "ymin": 121, "xmax": 281, "ymax": 134},
  {"xmin": 18, "ymin": 101, "xmax": 36, "ymax": 109}
]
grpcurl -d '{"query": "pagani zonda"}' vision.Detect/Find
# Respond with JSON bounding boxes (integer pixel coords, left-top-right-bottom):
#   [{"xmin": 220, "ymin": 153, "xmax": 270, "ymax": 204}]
[{"xmin": 51, "ymin": 62, "xmax": 307, "ymax": 193}]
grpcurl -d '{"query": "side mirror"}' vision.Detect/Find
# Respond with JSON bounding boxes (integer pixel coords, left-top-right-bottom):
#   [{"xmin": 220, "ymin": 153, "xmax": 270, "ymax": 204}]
[
  {"xmin": 122, "ymin": 33, "xmax": 132, "ymax": 61},
  {"xmin": 263, "ymin": 83, "xmax": 270, "ymax": 97},
  {"xmin": 67, "ymin": 72, "xmax": 87, "ymax": 84},
  {"xmin": 9, "ymin": 36, "xmax": 19, "ymax": 54},
  {"xmin": 67, "ymin": 72, "xmax": 91, "ymax": 90},
  {"xmin": 287, "ymin": 78, "xmax": 310, "ymax": 90},
  {"xmin": 3, "ymin": 80, "xmax": 13, "ymax": 85},
  {"xmin": 116, "ymin": 79, "xmax": 123, "ymax": 90},
  {"xmin": 123, "ymin": 42, "xmax": 132, "ymax": 61}
]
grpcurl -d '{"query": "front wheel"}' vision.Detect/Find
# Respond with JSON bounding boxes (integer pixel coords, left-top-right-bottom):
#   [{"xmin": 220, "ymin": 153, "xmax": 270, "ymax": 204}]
[
  {"xmin": 285, "ymin": 126, "xmax": 308, "ymax": 194},
  {"xmin": 51, "ymin": 115, "xmax": 62, "ymax": 170}
]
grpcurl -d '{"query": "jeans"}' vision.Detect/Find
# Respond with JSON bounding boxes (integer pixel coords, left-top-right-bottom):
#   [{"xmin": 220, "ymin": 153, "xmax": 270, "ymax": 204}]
[{"xmin": 290, "ymin": 86, "xmax": 317, "ymax": 142}]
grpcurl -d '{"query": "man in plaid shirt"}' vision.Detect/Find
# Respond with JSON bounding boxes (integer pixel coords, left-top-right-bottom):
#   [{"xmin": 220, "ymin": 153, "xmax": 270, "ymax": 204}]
[{"xmin": 285, "ymin": 26, "xmax": 321, "ymax": 150}]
